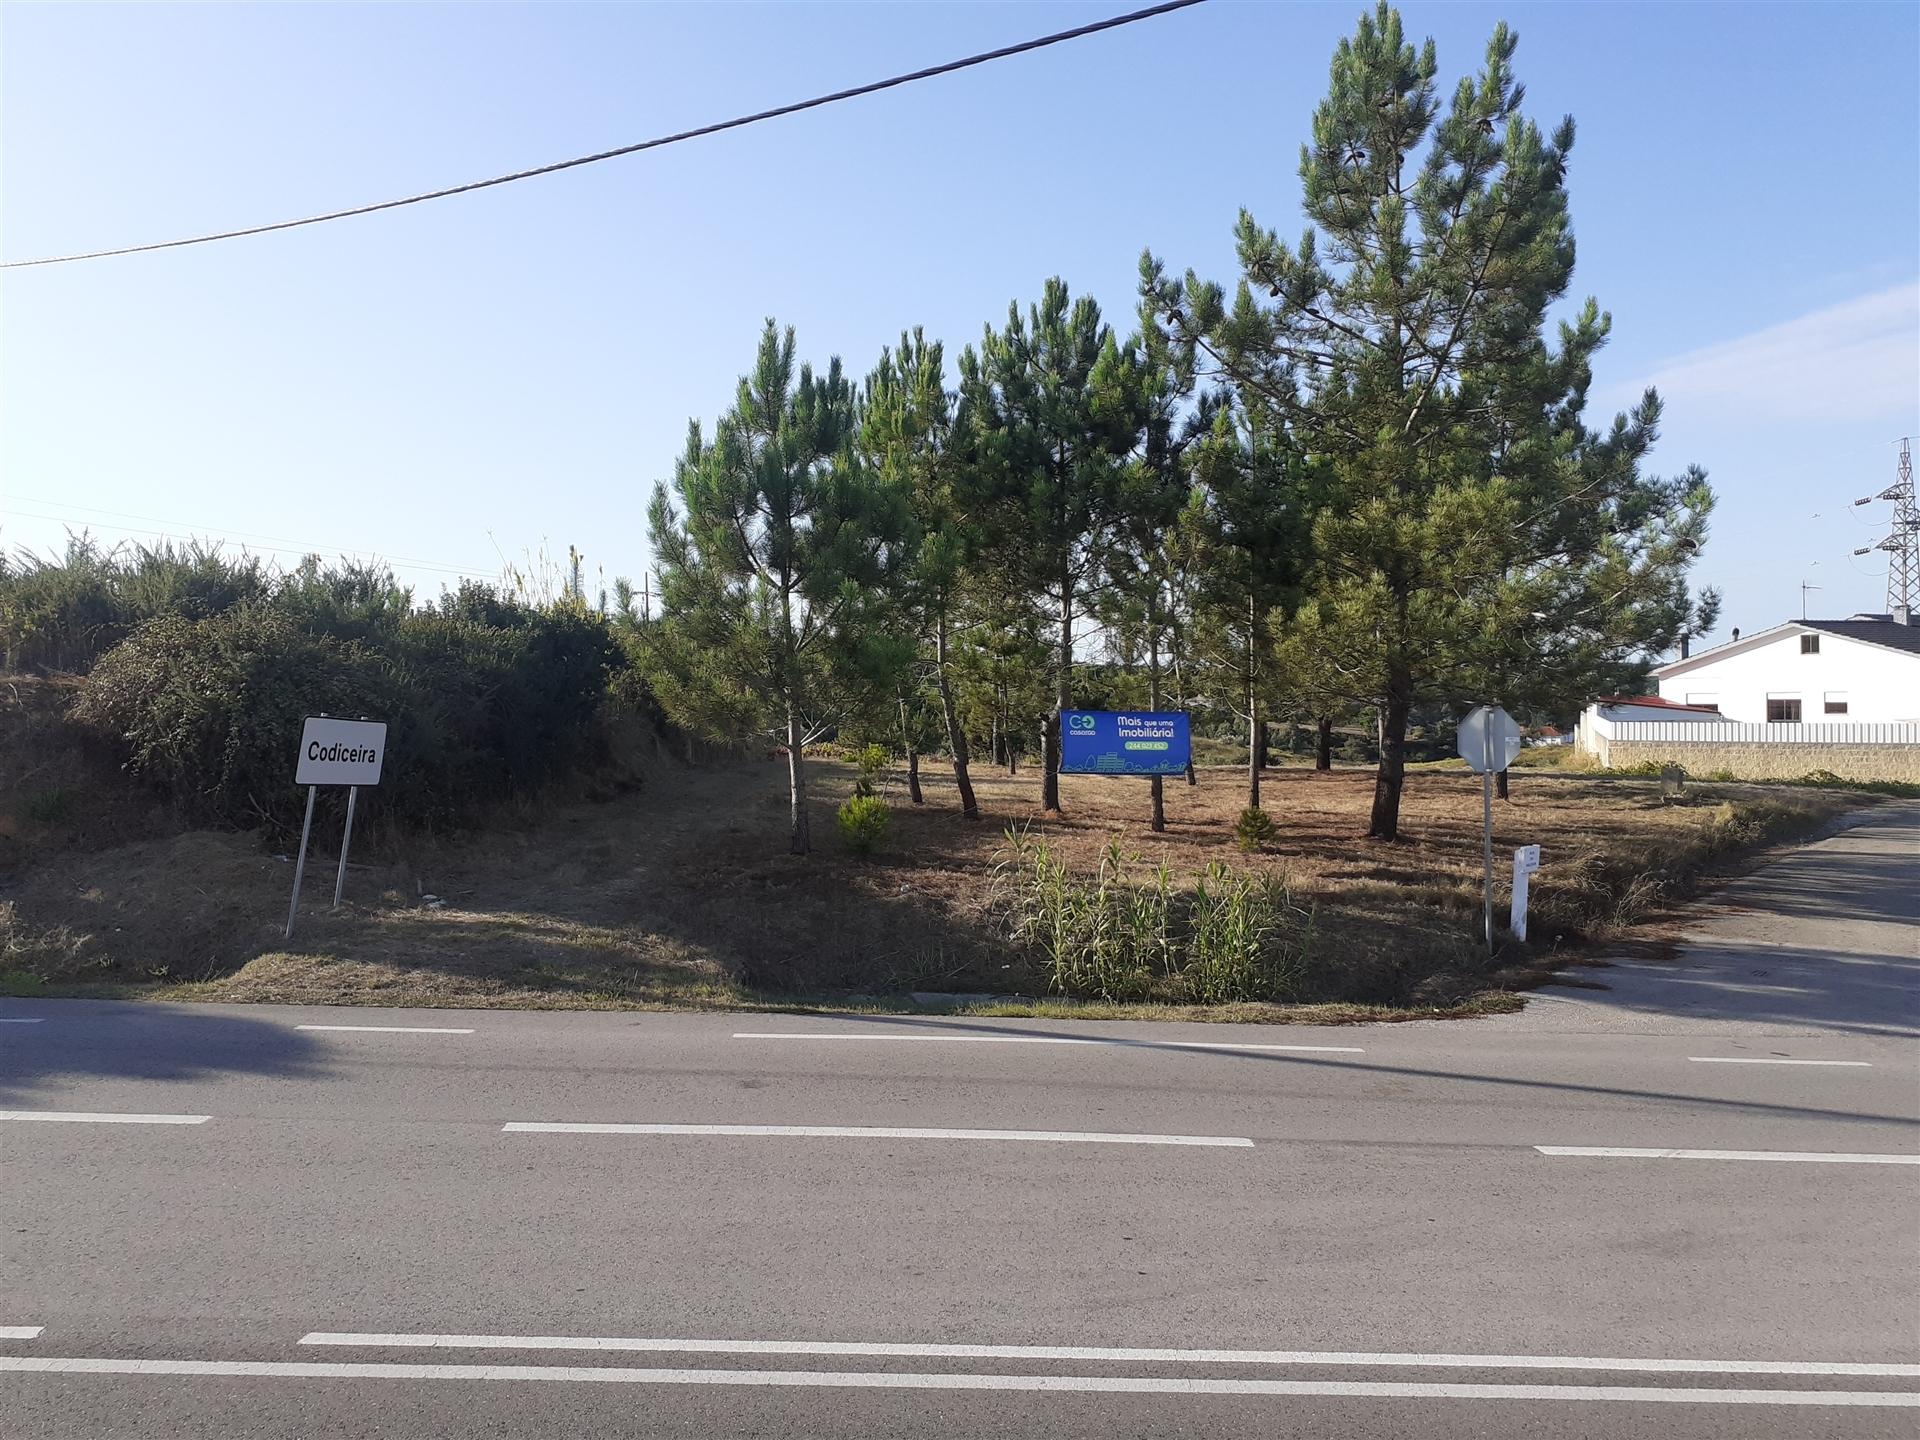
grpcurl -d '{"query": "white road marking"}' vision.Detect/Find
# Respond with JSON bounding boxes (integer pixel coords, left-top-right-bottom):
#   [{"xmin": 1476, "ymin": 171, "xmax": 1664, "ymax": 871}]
[
  {"xmin": 296, "ymin": 1333, "xmax": 1920, "ymax": 1378},
  {"xmin": 0, "ymin": 1327, "xmax": 44, "ymax": 1340},
  {"xmin": 1687, "ymin": 1057, "xmax": 1871, "ymax": 1067},
  {"xmin": 0, "ymin": 1111, "xmax": 210, "ymax": 1126},
  {"xmin": 0, "ymin": 1357, "xmax": 1911, "ymax": 1405},
  {"xmin": 1536, "ymin": 1146, "xmax": 1918, "ymax": 1165},
  {"xmin": 501, "ymin": 1122, "xmax": 1253, "ymax": 1148},
  {"xmin": 295, "ymin": 1025, "xmax": 475, "ymax": 1034},
  {"xmin": 732, "ymin": 1032, "xmax": 1363, "ymax": 1053},
  {"xmin": 0, "ymin": 1018, "xmax": 46, "ymax": 1024}
]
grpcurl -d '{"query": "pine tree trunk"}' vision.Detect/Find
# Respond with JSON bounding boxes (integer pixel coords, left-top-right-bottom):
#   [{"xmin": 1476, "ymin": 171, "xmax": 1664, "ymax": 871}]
[
  {"xmin": 1256, "ymin": 719, "xmax": 1270, "ymax": 771},
  {"xmin": 1246, "ymin": 691, "xmax": 1261, "ymax": 811},
  {"xmin": 785, "ymin": 705, "xmax": 810, "ymax": 855},
  {"xmin": 907, "ymin": 748, "xmax": 923, "ymax": 804},
  {"xmin": 1495, "ymin": 767, "xmax": 1509, "ymax": 801},
  {"xmin": 1315, "ymin": 716, "xmax": 1333, "ymax": 771},
  {"xmin": 934, "ymin": 615, "xmax": 979, "ymax": 820},
  {"xmin": 1043, "ymin": 578, "xmax": 1070, "ymax": 814},
  {"xmin": 1367, "ymin": 679, "xmax": 1412, "ymax": 841}
]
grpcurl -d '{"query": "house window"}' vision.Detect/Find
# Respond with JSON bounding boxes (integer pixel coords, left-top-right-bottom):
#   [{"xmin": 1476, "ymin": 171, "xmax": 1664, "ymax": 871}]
[
  {"xmin": 1767, "ymin": 697, "xmax": 1803, "ymax": 723},
  {"xmin": 1824, "ymin": 693, "xmax": 1849, "ymax": 715},
  {"xmin": 1800, "ymin": 634, "xmax": 1820, "ymax": 654},
  {"xmin": 1685, "ymin": 694, "xmax": 1719, "ymax": 711}
]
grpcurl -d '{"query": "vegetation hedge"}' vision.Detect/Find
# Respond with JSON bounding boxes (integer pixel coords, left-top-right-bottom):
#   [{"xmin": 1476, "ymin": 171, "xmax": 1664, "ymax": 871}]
[{"xmin": 73, "ymin": 597, "xmax": 625, "ymax": 838}]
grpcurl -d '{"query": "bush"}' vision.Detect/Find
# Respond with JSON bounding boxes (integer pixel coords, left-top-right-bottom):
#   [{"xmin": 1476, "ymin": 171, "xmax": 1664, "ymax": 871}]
[
  {"xmin": 73, "ymin": 599, "xmax": 624, "ymax": 838},
  {"xmin": 1233, "ymin": 806, "xmax": 1277, "ymax": 852},
  {"xmin": 853, "ymin": 743, "xmax": 890, "ymax": 797},
  {"xmin": 836, "ymin": 793, "xmax": 890, "ymax": 854}
]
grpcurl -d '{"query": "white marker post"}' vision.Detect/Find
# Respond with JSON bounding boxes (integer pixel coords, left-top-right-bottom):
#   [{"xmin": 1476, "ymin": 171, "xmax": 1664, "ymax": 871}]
[
  {"xmin": 286, "ymin": 716, "xmax": 387, "ymax": 940},
  {"xmin": 1458, "ymin": 705, "xmax": 1523, "ymax": 955},
  {"xmin": 1511, "ymin": 844, "xmax": 1542, "ymax": 941}
]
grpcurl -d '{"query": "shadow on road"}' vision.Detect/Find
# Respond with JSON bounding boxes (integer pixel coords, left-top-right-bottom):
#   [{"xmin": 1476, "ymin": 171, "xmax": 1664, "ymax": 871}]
[{"xmin": 0, "ymin": 1001, "xmax": 326, "ymax": 1105}]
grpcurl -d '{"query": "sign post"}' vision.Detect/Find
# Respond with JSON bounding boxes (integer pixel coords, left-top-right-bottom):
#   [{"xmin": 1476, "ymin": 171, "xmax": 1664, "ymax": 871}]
[
  {"xmin": 1458, "ymin": 704, "xmax": 1523, "ymax": 954},
  {"xmin": 1059, "ymin": 711, "xmax": 1192, "ymax": 777},
  {"xmin": 286, "ymin": 716, "xmax": 387, "ymax": 940},
  {"xmin": 1511, "ymin": 844, "xmax": 1542, "ymax": 941}
]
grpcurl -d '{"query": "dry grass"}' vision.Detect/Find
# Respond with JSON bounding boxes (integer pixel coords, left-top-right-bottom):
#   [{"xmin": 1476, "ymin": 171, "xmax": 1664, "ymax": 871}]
[{"xmin": 0, "ymin": 728, "xmax": 1874, "ymax": 1018}]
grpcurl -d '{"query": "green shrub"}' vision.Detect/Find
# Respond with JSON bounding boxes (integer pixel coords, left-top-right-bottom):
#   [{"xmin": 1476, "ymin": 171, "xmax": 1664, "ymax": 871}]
[
  {"xmin": 1233, "ymin": 806, "xmax": 1277, "ymax": 852},
  {"xmin": 73, "ymin": 599, "xmax": 624, "ymax": 839},
  {"xmin": 836, "ymin": 793, "xmax": 890, "ymax": 854},
  {"xmin": 853, "ymin": 743, "xmax": 890, "ymax": 796}
]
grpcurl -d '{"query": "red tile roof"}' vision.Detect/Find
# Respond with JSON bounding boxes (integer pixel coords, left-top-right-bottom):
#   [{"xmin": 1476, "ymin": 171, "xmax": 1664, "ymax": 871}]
[{"xmin": 1593, "ymin": 696, "xmax": 1722, "ymax": 712}]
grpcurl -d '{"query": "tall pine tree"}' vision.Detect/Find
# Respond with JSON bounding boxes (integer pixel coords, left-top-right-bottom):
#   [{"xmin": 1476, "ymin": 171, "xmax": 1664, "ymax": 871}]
[
  {"xmin": 646, "ymin": 321, "xmax": 907, "ymax": 854},
  {"xmin": 956, "ymin": 278, "xmax": 1147, "ymax": 813},
  {"xmin": 1148, "ymin": 4, "xmax": 1714, "ymax": 839}
]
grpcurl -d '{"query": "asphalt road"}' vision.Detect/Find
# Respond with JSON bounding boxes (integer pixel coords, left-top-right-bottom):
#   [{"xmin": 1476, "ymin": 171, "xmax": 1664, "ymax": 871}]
[{"xmin": 3, "ymin": 807, "xmax": 1916, "ymax": 1437}]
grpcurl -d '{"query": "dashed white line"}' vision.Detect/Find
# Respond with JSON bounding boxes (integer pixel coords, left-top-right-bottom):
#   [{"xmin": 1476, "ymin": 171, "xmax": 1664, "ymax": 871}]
[
  {"xmin": 1536, "ymin": 1146, "xmax": 1918, "ymax": 1166},
  {"xmin": 502, "ymin": 1122, "xmax": 1253, "ymax": 1148},
  {"xmin": 731, "ymin": 1032, "xmax": 1363, "ymax": 1053},
  {"xmin": 296, "ymin": 1333, "xmax": 1920, "ymax": 1378},
  {"xmin": 1687, "ymin": 1057, "xmax": 1871, "ymax": 1067},
  {"xmin": 0, "ymin": 1357, "xmax": 1910, "ymax": 1405},
  {"xmin": 295, "ymin": 1025, "xmax": 475, "ymax": 1034},
  {"xmin": 0, "ymin": 1111, "xmax": 210, "ymax": 1126},
  {"xmin": 0, "ymin": 1018, "xmax": 46, "ymax": 1024},
  {"xmin": 0, "ymin": 1327, "xmax": 44, "ymax": 1340}
]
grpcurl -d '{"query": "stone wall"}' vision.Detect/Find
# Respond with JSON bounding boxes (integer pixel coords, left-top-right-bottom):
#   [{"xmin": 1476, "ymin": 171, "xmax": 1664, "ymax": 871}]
[{"xmin": 1603, "ymin": 740, "xmax": 1920, "ymax": 784}]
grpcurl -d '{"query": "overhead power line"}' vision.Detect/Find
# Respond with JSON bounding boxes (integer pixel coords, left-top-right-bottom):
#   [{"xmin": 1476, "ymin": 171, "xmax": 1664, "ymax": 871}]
[{"xmin": 2, "ymin": 0, "xmax": 1209, "ymax": 270}]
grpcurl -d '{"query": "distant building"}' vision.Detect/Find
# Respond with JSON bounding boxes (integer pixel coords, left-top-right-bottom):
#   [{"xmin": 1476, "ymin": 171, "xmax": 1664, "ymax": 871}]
[{"xmin": 1651, "ymin": 613, "xmax": 1920, "ymax": 725}]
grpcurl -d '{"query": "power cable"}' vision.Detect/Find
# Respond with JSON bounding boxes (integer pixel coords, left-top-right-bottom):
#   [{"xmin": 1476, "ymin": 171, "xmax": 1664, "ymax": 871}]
[{"xmin": 1, "ymin": 0, "xmax": 1209, "ymax": 269}]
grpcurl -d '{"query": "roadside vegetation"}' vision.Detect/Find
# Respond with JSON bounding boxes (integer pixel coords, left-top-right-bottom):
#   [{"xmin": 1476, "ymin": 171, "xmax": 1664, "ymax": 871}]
[{"xmin": 0, "ymin": 6, "xmax": 1872, "ymax": 1022}]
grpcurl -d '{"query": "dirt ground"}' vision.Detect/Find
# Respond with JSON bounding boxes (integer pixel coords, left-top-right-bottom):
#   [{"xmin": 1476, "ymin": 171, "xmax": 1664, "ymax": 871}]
[{"xmin": 0, "ymin": 729, "xmax": 1872, "ymax": 1016}]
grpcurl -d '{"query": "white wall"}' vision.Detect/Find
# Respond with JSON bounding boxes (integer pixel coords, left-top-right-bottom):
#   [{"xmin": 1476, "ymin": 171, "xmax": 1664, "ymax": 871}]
[{"xmin": 1656, "ymin": 628, "xmax": 1920, "ymax": 724}]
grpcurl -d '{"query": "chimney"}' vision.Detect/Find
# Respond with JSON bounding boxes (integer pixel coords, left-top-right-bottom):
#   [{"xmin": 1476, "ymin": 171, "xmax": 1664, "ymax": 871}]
[
  {"xmin": 1679, "ymin": 635, "xmax": 1690, "ymax": 659},
  {"xmin": 1731, "ymin": 626, "xmax": 1741, "ymax": 641},
  {"xmin": 1898, "ymin": 604, "xmax": 1913, "ymax": 626}
]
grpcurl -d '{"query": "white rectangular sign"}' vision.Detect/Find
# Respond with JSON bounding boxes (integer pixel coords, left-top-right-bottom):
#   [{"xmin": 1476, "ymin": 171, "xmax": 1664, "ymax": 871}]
[
  {"xmin": 1516, "ymin": 844, "xmax": 1542, "ymax": 874},
  {"xmin": 295, "ymin": 716, "xmax": 387, "ymax": 787}
]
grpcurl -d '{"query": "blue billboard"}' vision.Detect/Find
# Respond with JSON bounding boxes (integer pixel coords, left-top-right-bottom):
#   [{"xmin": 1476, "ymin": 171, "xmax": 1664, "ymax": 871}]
[{"xmin": 1059, "ymin": 710, "xmax": 1192, "ymax": 776}]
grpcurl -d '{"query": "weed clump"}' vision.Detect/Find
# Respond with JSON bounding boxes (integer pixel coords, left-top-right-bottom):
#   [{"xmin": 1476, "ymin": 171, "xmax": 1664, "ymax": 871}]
[{"xmin": 990, "ymin": 831, "xmax": 1312, "ymax": 1003}]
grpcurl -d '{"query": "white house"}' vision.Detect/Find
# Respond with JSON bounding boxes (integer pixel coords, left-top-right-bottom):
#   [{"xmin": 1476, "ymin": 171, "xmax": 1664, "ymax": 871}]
[{"xmin": 1651, "ymin": 613, "xmax": 1920, "ymax": 725}]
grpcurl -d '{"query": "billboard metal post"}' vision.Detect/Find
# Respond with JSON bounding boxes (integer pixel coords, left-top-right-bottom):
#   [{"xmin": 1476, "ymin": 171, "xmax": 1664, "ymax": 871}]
[
  {"xmin": 285, "ymin": 784, "xmax": 318, "ymax": 941},
  {"xmin": 331, "ymin": 785, "xmax": 360, "ymax": 909}
]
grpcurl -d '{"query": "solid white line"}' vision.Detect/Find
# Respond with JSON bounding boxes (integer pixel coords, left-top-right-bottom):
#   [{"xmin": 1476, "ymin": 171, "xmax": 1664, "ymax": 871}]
[
  {"xmin": 0, "ymin": 1111, "xmax": 210, "ymax": 1126},
  {"xmin": 0, "ymin": 1357, "xmax": 1911, "ymax": 1405},
  {"xmin": 0, "ymin": 1327, "xmax": 44, "ymax": 1340},
  {"xmin": 501, "ymin": 1122, "xmax": 1253, "ymax": 1148},
  {"xmin": 295, "ymin": 1334, "xmax": 1920, "ymax": 1378},
  {"xmin": 1536, "ymin": 1146, "xmax": 1918, "ymax": 1165},
  {"xmin": 295, "ymin": 1025, "xmax": 475, "ymax": 1034},
  {"xmin": 731, "ymin": 1032, "xmax": 1364, "ymax": 1053},
  {"xmin": 0, "ymin": 1018, "xmax": 46, "ymax": 1024},
  {"xmin": 1687, "ymin": 1057, "xmax": 1871, "ymax": 1067}
]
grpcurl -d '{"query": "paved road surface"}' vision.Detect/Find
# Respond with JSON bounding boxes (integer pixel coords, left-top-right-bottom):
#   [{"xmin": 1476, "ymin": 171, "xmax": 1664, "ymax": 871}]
[{"xmin": 3, "ymin": 808, "xmax": 1916, "ymax": 1436}]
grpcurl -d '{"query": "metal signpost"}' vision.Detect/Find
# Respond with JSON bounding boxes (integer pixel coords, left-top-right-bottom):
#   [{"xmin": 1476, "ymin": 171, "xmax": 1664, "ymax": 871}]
[
  {"xmin": 1458, "ymin": 704, "xmax": 1524, "ymax": 954},
  {"xmin": 1058, "ymin": 711, "xmax": 1193, "ymax": 776},
  {"xmin": 286, "ymin": 715, "xmax": 387, "ymax": 940},
  {"xmin": 1510, "ymin": 843, "xmax": 1542, "ymax": 941}
]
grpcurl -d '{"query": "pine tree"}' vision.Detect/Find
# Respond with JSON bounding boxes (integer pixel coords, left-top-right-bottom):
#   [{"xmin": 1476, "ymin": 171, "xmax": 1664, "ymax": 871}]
[
  {"xmin": 1147, "ymin": 4, "xmax": 1715, "ymax": 839},
  {"xmin": 645, "ymin": 321, "xmax": 908, "ymax": 855},
  {"xmin": 861, "ymin": 329, "xmax": 981, "ymax": 819},
  {"xmin": 956, "ymin": 278, "xmax": 1147, "ymax": 813}
]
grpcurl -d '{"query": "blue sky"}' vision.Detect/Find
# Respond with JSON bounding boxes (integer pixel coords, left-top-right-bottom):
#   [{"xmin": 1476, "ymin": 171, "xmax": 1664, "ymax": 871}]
[{"xmin": 3, "ymin": 1, "xmax": 1916, "ymax": 642}]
